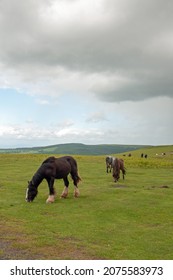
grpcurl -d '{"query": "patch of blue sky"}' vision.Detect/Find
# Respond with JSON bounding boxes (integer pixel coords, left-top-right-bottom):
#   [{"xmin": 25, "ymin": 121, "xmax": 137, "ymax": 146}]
[
  {"xmin": 0, "ymin": 88, "xmax": 96, "ymax": 128},
  {"xmin": 0, "ymin": 89, "xmax": 35, "ymax": 124},
  {"xmin": 0, "ymin": 89, "xmax": 55, "ymax": 127},
  {"xmin": 49, "ymin": 92, "xmax": 96, "ymax": 124}
]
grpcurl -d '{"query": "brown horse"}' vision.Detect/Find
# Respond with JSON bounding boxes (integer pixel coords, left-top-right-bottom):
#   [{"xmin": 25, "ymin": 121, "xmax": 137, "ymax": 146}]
[
  {"xmin": 26, "ymin": 156, "xmax": 81, "ymax": 203},
  {"xmin": 112, "ymin": 158, "xmax": 126, "ymax": 182}
]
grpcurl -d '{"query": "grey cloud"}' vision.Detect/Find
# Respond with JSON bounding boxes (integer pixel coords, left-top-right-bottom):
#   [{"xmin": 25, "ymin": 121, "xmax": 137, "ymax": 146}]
[
  {"xmin": 0, "ymin": 0, "xmax": 173, "ymax": 102},
  {"xmin": 93, "ymin": 75, "xmax": 173, "ymax": 102}
]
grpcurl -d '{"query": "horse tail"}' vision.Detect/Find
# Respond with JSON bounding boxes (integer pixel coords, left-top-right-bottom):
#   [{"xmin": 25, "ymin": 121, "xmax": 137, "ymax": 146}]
[{"xmin": 66, "ymin": 156, "xmax": 82, "ymax": 184}]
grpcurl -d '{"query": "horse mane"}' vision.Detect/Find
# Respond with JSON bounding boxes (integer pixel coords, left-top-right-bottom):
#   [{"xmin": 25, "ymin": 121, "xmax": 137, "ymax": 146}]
[
  {"xmin": 31, "ymin": 161, "xmax": 54, "ymax": 187},
  {"xmin": 114, "ymin": 158, "xmax": 119, "ymax": 170},
  {"xmin": 42, "ymin": 156, "xmax": 56, "ymax": 164},
  {"xmin": 31, "ymin": 169, "xmax": 44, "ymax": 187}
]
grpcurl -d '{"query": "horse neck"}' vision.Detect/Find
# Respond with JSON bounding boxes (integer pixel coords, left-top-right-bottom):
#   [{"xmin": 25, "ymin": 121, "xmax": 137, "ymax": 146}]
[
  {"xmin": 114, "ymin": 158, "xmax": 120, "ymax": 172},
  {"xmin": 32, "ymin": 169, "xmax": 44, "ymax": 188}
]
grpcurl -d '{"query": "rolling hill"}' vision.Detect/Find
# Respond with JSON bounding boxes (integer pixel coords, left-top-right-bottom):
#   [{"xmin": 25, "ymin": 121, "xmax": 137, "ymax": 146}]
[{"xmin": 0, "ymin": 143, "xmax": 150, "ymax": 155}]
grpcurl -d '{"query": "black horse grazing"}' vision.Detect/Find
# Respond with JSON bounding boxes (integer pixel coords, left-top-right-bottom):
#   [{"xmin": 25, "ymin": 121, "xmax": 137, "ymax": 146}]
[
  {"xmin": 112, "ymin": 158, "xmax": 126, "ymax": 182},
  {"xmin": 105, "ymin": 156, "xmax": 115, "ymax": 173},
  {"xmin": 25, "ymin": 156, "xmax": 81, "ymax": 203}
]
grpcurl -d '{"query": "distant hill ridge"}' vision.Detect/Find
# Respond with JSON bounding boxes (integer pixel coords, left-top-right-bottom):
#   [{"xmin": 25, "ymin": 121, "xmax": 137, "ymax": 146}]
[{"xmin": 0, "ymin": 143, "xmax": 150, "ymax": 155}]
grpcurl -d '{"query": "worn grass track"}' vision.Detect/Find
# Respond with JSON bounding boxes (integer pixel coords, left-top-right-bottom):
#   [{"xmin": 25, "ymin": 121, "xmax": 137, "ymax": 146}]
[{"xmin": 0, "ymin": 149, "xmax": 173, "ymax": 259}]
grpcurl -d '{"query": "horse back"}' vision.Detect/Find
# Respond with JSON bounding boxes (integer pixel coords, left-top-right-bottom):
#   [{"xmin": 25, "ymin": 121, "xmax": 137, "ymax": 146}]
[
  {"xmin": 39, "ymin": 156, "xmax": 70, "ymax": 179},
  {"xmin": 40, "ymin": 156, "xmax": 79, "ymax": 179},
  {"xmin": 56, "ymin": 156, "xmax": 80, "ymax": 179},
  {"xmin": 57, "ymin": 156, "xmax": 81, "ymax": 182}
]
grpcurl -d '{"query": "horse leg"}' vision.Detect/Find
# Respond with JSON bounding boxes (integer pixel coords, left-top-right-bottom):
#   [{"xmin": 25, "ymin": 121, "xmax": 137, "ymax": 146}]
[
  {"xmin": 122, "ymin": 169, "xmax": 124, "ymax": 180},
  {"xmin": 69, "ymin": 174, "xmax": 80, "ymax": 197},
  {"xmin": 106, "ymin": 165, "xmax": 108, "ymax": 173},
  {"xmin": 70, "ymin": 172, "xmax": 80, "ymax": 197},
  {"xmin": 122, "ymin": 169, "xmax": 126, "ymax": 180},
  {"xmin": 61, "ymin": 177, "xmax": 69, "ymax": 198},
  {"xmin": 120, "ymin": 163, "xmax": 126, "ymax": 180},
  {"xmin": 74, "ymin": 186, "xmax": 80, "ymax": 198},
  {"xmin": 46, "ymin": 177, "xmax": 56, "ymax": 203},
  {"xmin": 115, "ymin": 175, "xmax": 119, "ymax": 182}
]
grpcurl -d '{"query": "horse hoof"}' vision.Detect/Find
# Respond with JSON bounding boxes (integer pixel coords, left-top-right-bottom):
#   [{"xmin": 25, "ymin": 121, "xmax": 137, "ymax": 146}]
[
  {"xmin": 46, "ymin": 195, "xmax": 55, "ymax": 203},
  {"xmin": 46, "ymin": 199, "xmax": 54, "ymax": 203},
  {"xmin": 60, "ymin": 193, "xmax": 68, "ymax": 198},
  {"xmin": 74, "ymin": 190, "xmax": 80, "ymax": 198}
]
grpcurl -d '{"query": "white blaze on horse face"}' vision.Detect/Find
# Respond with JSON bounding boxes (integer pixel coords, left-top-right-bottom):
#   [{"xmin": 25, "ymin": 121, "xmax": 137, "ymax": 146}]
[{"xmin": 25, "ymin": 187, "xmax": 29, "ymax": 201}]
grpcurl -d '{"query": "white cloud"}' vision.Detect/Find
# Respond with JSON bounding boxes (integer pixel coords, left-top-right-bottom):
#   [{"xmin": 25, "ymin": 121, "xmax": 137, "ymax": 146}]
[
  {"xmin": 0, "ymin": 123, "xmax": 106, "ymax": 147},
  {"xmin": 0, "ymin": 0, "xmax": 172, "ymax": 147}
]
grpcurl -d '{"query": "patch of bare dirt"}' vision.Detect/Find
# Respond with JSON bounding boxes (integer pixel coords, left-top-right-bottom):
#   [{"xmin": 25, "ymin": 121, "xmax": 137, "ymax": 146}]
[
  {"xmin": 0, "ymin": 223, "xmax": 42, "ymax": 260},
  {"xmin": 112, "ymin": 184, "xmax": 127, "ymax": 188},
  {"xmin": 0, "ymin": 239, "xmax": 39, "ymax": 260},
  {"xmin": 144, "ymin": 185, "xmax": 169, "ymax": 190},
  {"xmin": 0, "ymin": 220, "xmax": 97, "ymax": 260}
]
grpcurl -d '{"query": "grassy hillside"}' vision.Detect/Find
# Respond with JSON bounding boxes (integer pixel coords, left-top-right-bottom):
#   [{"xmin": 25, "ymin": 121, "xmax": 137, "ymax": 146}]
[
  {"xmin": 0, "ymin": 143, "xmax": 149, "ymax": 155},
  {"xmin": 119, "ymin": 145, "xmax": 173, "ymax": 158},
  {"xmin": 0, "ymin": 145, "xmax": 173, "ymax": 259}
]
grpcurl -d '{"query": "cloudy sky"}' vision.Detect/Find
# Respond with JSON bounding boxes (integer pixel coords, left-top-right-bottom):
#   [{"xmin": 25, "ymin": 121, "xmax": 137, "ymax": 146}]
[{"xmin": 0, "ymin": 0, "xmax": 172, "ymax": 148}]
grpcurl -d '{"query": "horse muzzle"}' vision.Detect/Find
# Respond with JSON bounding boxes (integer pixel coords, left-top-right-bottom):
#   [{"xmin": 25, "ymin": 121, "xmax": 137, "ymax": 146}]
[{"xmin": 26, "ymin": 198, "xmax": 33, "ymax": 202}]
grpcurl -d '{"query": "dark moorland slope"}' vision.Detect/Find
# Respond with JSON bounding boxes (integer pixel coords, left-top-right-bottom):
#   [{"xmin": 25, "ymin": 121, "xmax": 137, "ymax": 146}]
[{"xmin": 0, "ymin": 143, "xmax": 150, "ymax": 155}]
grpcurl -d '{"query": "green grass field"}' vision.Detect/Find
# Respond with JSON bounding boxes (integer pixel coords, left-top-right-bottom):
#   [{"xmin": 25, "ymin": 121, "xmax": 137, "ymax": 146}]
[{"xmin": 0, "ymin": 146, "xmax": 173, "ymax": 259}]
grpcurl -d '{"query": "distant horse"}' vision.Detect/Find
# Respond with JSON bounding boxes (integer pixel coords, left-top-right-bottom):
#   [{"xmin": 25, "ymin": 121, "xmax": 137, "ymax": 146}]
[
  {"xmin": 105, "ymin": 156, "xmax": 115, "ymax": 173},
  {"xmin": 25, "ymin": 156, "xmax": 81, "ymax": 203},
  {"xmin": 112, "ymin": 158, "xmax": 126, "ymax": 182}
]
